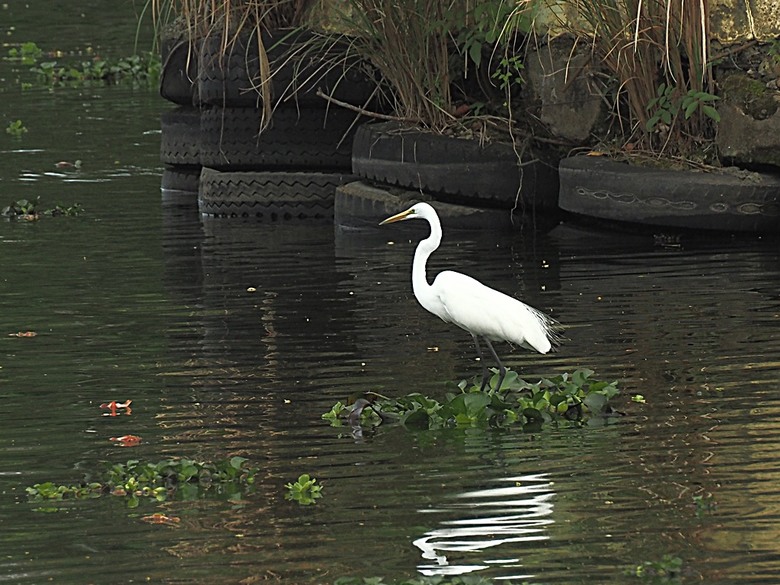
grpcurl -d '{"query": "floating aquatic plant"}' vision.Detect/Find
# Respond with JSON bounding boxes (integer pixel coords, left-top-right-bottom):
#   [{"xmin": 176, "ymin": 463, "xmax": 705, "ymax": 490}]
[
  {"xmin": 6, "ymin": 41, "xmax": 44, "ymax": 64},
  {"xmin": 7, "ymin": 38, "xmax": 160, "ymax": 87},
  {"xmin": 31, "ymin": 53, "xmax": 160, "ymax": 87},
  {"xmin": 325, "ymin": 368, "xmax": 620, "ymax": 431},
  {"xmin": 26, "ymin": 456, "xmax": 258, "ymax": 509},
  {"xmin": 2, "ymin": 196, "xmax": 83, "ymax": 220}
]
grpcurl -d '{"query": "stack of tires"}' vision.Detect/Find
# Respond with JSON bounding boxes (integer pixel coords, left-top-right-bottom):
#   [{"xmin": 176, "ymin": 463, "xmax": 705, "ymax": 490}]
[
  {"xmin": 160, "ymin": 27, "xmax": 373, "ymax": 220},
  {"xmin": 159, "ymin": 29, "xmax": 201, "ymax": 201}
]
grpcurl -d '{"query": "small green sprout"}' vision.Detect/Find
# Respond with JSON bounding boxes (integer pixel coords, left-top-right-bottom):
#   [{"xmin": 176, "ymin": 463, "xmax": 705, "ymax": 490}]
[
  {"xmin": 285, "ymin": 474, "xmax": 322, "ymax": 505},
  {"xmin": 629, "ymin": 554, "xmax": 683, "ymax": 581},
  {"xmin": 6, "ymin": 119, "xmax": 27, "ymax": 138},
  {"xmin": 692, "ymin": 494, "xmax": 717, "ymax": 517},
  {"xmin": 322, "ymin": 401, "xmax": 347, "ymax": 426}
]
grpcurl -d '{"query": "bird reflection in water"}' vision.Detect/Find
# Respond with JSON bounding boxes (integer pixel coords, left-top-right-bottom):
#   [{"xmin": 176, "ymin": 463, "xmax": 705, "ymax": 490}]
[{"xmin": 413, "ymin": 474, "xmax": 555, "ymax": 579}]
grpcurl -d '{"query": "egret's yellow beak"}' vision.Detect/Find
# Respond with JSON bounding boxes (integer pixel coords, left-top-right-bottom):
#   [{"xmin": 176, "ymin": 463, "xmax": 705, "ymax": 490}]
[{"xmin": 379, "ymin": 208, "xmax": 414, "ymax": 225}]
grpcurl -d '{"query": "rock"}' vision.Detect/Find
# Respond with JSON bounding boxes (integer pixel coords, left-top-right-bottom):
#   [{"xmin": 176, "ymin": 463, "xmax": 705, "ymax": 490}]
[
  {"xmin": 717, "ymin": 102, "xmax": 780, "ymax": 169},
  {"xmin": 720, "ymin": 72, "xmax": 778, "ymax": 119},
  {"xmin": 522, "ymin": 37, "xmax": 604, "ymax": 142},
  {"xmin": 716, "ymin": 69, "xmax": 780, "ymax": 169}
]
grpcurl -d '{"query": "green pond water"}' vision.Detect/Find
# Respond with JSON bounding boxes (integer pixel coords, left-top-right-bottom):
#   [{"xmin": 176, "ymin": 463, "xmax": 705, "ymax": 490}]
[{"xmin": 1, "ymin": 3, "xmax": 780, "ymax": 584}]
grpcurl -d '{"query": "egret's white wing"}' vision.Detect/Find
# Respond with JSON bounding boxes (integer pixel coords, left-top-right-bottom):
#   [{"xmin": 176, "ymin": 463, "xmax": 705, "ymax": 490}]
[{"xmin": 432, "ymin": 270, "xmax": 554, "ymax": 354}]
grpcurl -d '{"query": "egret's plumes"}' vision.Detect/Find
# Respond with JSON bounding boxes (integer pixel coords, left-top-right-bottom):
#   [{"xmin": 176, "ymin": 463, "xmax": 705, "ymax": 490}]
[{"xmin": 380, "ymin": 202, "xmax": 559, "ymax": 391}]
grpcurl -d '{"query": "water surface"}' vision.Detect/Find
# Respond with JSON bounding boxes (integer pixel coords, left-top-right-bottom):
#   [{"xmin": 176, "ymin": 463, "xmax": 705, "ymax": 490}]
[{"xmin": 2, "ymin": 4, "xmax": 780, "ymax": 584}]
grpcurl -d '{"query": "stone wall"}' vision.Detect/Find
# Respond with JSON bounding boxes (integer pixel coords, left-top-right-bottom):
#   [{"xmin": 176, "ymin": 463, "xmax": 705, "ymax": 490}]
[
  {"xmin": 710, "ymin": 0, "xmax": 780, "ymax": 43},
  {"xmin": 535, "ymin": 0, "xmax": 779, "ymax": 43}
]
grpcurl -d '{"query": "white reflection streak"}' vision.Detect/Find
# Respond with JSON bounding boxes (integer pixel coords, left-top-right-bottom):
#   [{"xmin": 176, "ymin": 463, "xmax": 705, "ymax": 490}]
[{"xmin": 413, "ymin": 474, "xmax": 555, "ymax": 577}]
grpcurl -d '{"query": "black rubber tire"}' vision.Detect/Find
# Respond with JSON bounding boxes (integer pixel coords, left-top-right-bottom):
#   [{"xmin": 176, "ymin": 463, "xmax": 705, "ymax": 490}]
[
  {"xmin": 161, "ymin": 189, "xmax": 199, "ymax": 212},
  {"xmin": 160, "ymin": 31, "xmax": 198, "ymax": 106},
  {"xmin": 558, "ymin": 155, "xmax": 780, "ymax": 232},
  {"xmin": 351, "ymin": 122, "xmax": 559, "ymax": 210},
  {"xmin": 197, "ymin": 28, "xmax": 377, "ymax": 108},
  {"xmin": 334, "ymin": 180, "xmax": 515, "ymax": 231},
  {"xmin": 199, "ymin": 167, "xmax": 356, "ymax": 219},
  {"xmin": 160, "ymin": 107, "xmax": 200, "ymax": 166},
  {"xmin": 161, "ymin": 165, "xmax": 200, "ymax": 192},
  {"xmin": 199, "ymin": 105, "xmax": 358, "ymax": 170}
]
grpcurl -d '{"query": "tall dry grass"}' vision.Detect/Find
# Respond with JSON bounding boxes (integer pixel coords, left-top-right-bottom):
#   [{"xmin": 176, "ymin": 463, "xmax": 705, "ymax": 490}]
[
  {"xmin": 152, "ymin": 0, "xmax": 316, "ymax": 125},
  {"xmin": 332, "ymin": 0, "xmax": 538, "ymax": 130},
  {"xmin": 334, "ymin": 0, "xmax": 457, "ymax": 130},
  {"xmin": 563, "ymin": 0, "xmax": 715, "ymax": 155},
  {"xmin": 152, "ymin": 0, "xmax": 311, "ymax": 36}
]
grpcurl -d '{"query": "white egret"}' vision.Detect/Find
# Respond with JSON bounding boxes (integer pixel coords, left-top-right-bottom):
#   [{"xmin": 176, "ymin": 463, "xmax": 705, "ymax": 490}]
[{"xmin": 380, "ymin": 202, "xmax": 559, "ymax": 391}]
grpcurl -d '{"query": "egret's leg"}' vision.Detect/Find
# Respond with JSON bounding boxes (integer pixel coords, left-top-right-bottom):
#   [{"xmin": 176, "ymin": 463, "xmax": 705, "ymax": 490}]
[
  {"xmin": 483, "ymin": 338, "xmax": 506, "ymax": 391},
  {"xmin": 471, "ymin": 334, "xmax": 490, "ymax": 392}
]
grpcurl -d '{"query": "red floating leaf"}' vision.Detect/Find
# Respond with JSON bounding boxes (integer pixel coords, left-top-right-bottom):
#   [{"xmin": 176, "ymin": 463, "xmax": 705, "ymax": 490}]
[
  {"xmin": 140, "ymin": 513, "xmax": 180, "ymax": 526},
  {"xmin": 109, "ymin": 434, "xmax": 142, "ymax": 447},
  {"xmin": 99, "ymin": 400, "xmax": 132, "ymax": 417}
]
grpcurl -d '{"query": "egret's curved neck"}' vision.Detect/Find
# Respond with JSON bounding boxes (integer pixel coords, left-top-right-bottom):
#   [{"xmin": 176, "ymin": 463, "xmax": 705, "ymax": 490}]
[{"xmin": 412, "ymin": 215, "xmax": 442, "ymax": 297}]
